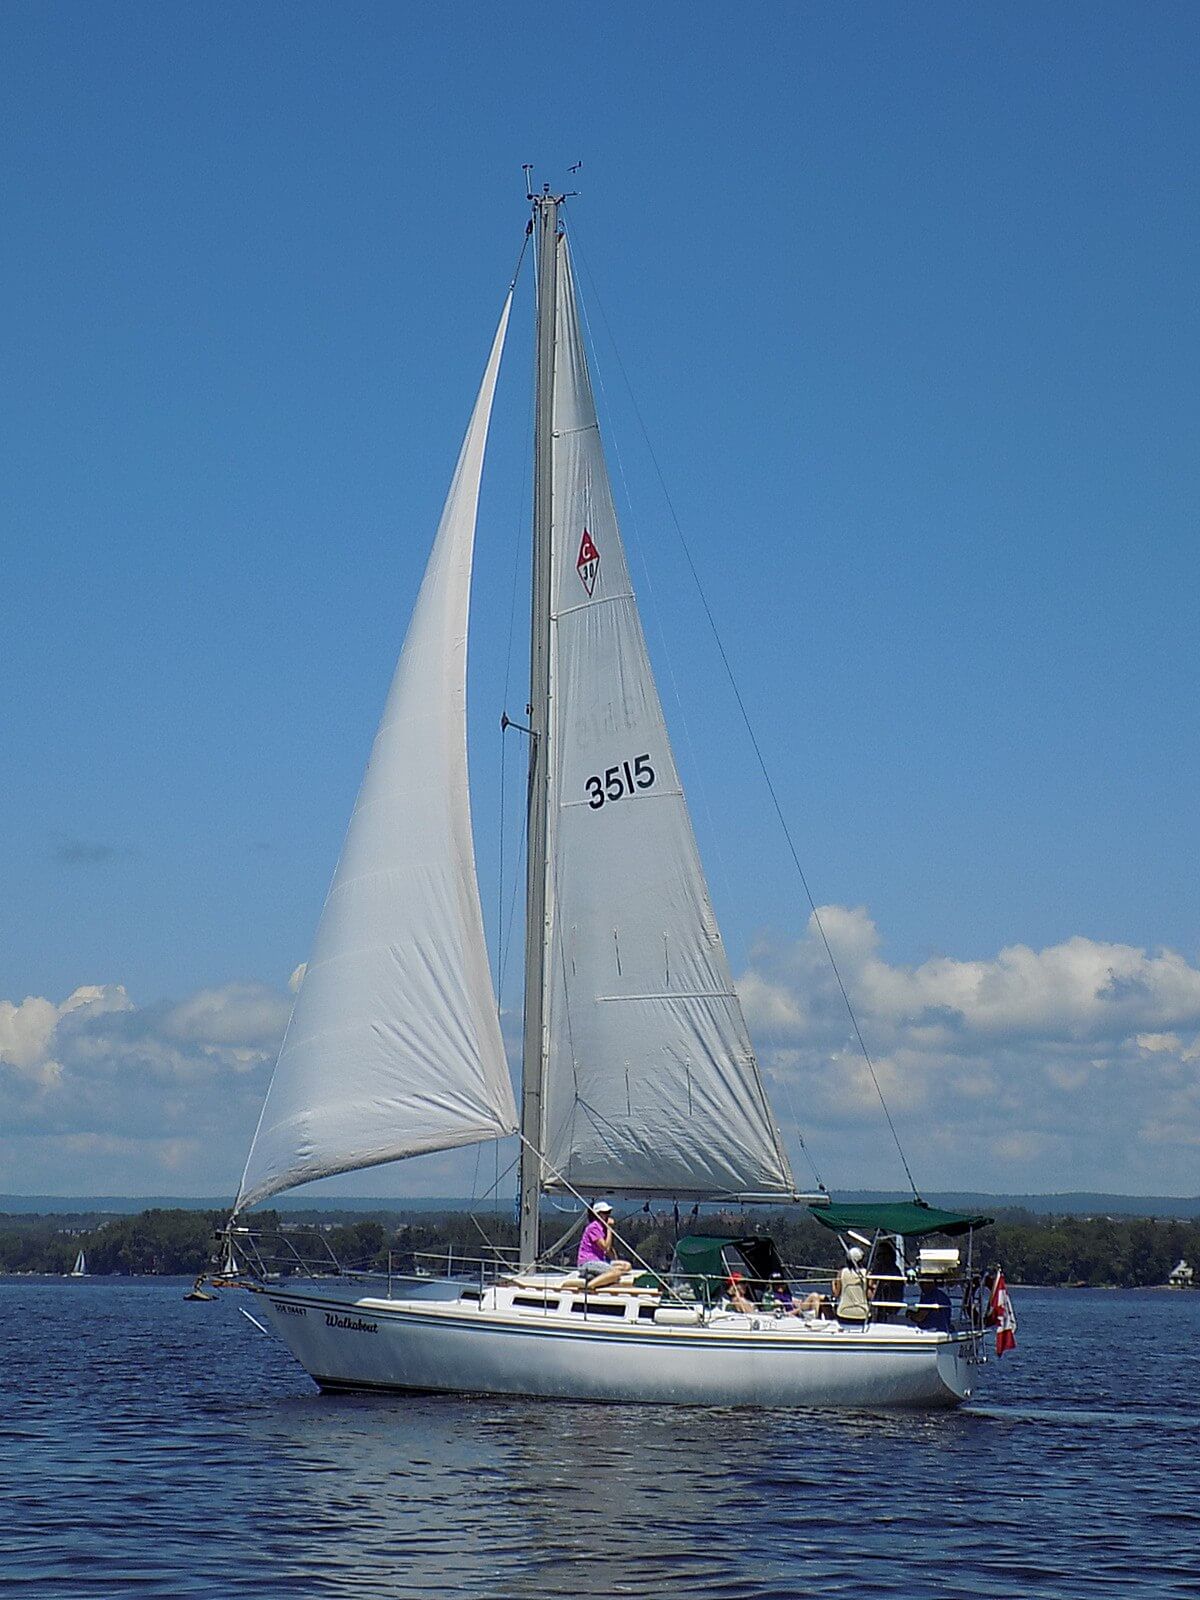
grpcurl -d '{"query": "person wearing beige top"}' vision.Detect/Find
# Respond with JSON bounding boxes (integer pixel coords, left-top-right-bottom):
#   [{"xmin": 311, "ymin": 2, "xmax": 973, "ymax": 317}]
[{"xmin": 834, "ymin": 1246, "xmax": 870, "ymax": 1326}]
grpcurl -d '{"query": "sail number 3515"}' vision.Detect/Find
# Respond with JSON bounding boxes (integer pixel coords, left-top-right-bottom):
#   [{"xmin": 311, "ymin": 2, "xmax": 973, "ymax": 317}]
[{"xmin": 585, "ymin": 754, "xmax": 656, "ymax": 809}]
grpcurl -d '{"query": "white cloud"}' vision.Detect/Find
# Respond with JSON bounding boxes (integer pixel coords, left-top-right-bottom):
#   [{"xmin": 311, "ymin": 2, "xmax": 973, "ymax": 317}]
[
  {"xmin": 0, "ymin": 985, "xmax": 132, "ymax": 1085},
  {"xmin": 740, "ymin": 907, "xmax": 1200, "ymax": 1195},
  {"xmin": 0, "ymin": 996, "xmax": 62, "ymax": 1077},
  {"xmin": 1136, "ymin": 1032, "xmax": 1181, "ymax": 1054},
  {"xmin": 163, "ymin": 984, "xmax": 291, "ymax": 1052},
  {"xmin": 0, "ymin": 978, "xmax": 292, "ymax": 1194},
  {"xmin": 4, "ymin": 913, "xmax": 1199, "ymax": 1197}
]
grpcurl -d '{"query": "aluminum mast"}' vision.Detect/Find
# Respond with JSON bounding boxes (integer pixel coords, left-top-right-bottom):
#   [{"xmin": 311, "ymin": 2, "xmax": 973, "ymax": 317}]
[{"xmin": 518, "ymin": 191, "xmax": 560, "ymax": 1266}]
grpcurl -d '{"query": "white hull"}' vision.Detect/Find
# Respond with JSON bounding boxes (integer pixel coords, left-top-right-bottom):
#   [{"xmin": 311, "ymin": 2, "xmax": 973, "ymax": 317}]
[{"xmin": 254, "ymin": 1282, "xmax": 977, "ymax": 1410}]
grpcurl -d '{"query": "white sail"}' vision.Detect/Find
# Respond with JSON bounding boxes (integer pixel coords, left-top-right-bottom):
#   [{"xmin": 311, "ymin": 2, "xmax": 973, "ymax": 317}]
[
  {"xmin": 236, "ymin": 296, "xmax": 518, "ymax": 1212},
  {"xmin": 539, "ymin": 240, "xmax": 795, "ymax": 1199}
]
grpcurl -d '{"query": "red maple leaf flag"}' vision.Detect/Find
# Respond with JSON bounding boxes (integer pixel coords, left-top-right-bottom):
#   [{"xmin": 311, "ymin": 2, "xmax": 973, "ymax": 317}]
[{"xmin": 988, "ymin": 1269, "xmax": 1017, "ymax": 1357}]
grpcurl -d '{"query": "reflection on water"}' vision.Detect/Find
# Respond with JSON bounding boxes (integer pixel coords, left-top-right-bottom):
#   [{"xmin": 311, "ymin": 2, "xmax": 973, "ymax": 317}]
[{"xmin": 1, "ymin": 1281, "xmax": 1196, "ymax": 1598}]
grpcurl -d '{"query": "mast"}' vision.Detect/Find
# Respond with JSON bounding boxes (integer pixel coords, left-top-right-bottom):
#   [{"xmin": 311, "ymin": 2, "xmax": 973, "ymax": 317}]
[{"xmin": 519, "ymin": 191, "xmax": 560, "ymax": 1267}]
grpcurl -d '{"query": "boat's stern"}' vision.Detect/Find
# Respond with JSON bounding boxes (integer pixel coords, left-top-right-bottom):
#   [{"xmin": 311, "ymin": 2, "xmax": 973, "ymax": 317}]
[{"xmin": 935, "ymin": 1334, "xmax": 978, "ymax": 1404}]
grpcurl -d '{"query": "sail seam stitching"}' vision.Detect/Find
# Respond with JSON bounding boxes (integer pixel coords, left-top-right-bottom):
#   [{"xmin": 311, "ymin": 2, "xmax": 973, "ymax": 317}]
[
  {"xmin": 553, "ymin": 591, "xmax": 634, "ymax": 619},
  {"xmin": 595, "ymin": 990, "xmax": 740, "ymax": 1002}
]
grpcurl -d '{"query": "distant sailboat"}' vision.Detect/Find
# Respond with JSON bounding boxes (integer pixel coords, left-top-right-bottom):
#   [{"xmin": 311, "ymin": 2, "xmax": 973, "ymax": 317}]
[
  {"xmin": 227, "ymin": 186, "xmax": 1001, "ymax": 1409},
  {"xmin": 210, "ymin": 1237, "xmax": 239, "ymax": 1287},
  {"xmin": 68, "ymin": 1250, "xmax": 87, "ymax": 1277},
  {"xmin": 187, "ymin": 1232, "xmax": 240, "ymax": 1299}
]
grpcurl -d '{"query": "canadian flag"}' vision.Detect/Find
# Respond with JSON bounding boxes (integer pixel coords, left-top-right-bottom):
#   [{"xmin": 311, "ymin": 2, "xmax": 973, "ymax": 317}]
[{"xmin": 987, "ymin": 1269, "xmax": 1017, "ymax": 1357}]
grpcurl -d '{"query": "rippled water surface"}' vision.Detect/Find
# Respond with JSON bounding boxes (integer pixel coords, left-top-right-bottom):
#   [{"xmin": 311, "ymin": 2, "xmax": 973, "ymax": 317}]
[{"xmin": 1, "ymin": 1282, "xmax": 1196, "ymax": 1598}]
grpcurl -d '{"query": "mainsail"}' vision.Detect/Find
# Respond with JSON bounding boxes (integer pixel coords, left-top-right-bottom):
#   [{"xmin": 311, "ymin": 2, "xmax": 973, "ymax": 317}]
[
  {"xmin": 538, "ymin": 240, "xmax": 795, "ymax": 1199},
  {"xmin": 236, "ymin": 296, "xmax": 518, "ymax": 1212}
]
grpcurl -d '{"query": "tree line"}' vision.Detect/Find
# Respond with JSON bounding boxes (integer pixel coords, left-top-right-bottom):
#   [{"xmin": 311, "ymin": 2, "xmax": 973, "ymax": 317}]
[{"xmin": 1, "ymin": 1205, "xmax": 1196, "ymax": 1287}]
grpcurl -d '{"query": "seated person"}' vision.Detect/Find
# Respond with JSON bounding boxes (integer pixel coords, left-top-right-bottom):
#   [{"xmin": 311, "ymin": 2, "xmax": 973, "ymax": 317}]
[
  {"xmin": 780, "ymin": 1266, "xmax": 838, "ymax": 1319},
  {"xmin": 791, "ymin": 1284, "xmax": 827, "ymax": 1317},
  {"xmin": 909, "ymin": 1274, "xmax": 954, "ymax": 1333},
  {"xmin": 723, "ymin": 1270, "xmax": 755, "ymax": 1314},
  {"xmin": 766, "ymin": 1271, "xmax": 795, "ymax": 1312},
  {"xmin": 572, "ymin": 1201, "xmax": 632, "ymax": 1292},
  {"xmin": 833, "ymin": 1246, "xmax": 870, "ymax": 1326}
]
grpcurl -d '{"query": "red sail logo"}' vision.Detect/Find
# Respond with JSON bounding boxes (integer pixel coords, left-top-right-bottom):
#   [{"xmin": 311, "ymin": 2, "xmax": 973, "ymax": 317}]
[{"xmin": 576, "ymin": 529, "xmax": 600, "ymax": 597}]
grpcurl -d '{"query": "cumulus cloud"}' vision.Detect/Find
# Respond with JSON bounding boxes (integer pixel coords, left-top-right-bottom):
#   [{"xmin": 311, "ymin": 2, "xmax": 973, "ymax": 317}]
[
  {"xmin": 0, "ymin": 979, "xmax": 293, "ymax": 1194},
  {"xmin": 739, "ymin": 907, "xmax": 1200, "ymax": 1195},
  {"xmin": 163, "ymin": 985, "xmax": 291, "ymax": 1053},
  {"xmin": 0, "ymin": 986, "xmax": 133, "ymax": 1086},
  {"xmin": 5, "ymin": 912, "xmax": 1198, "ymax": 1197}
]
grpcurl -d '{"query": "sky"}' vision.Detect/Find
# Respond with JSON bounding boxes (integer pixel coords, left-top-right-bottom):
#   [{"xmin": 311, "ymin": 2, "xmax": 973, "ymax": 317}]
[{"xmin": 3, "ymin": 2, "xmax": 1199, "ymax": 1200}]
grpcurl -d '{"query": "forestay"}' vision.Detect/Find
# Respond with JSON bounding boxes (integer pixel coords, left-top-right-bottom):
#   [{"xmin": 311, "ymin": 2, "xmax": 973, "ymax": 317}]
[
  {"xmin": 236, "ymin": 296, "xmax": 519, "ymax": 1212},
  {"xmin": 539, "ymin": 240, "xmax": 795, "ymax": 1199}
]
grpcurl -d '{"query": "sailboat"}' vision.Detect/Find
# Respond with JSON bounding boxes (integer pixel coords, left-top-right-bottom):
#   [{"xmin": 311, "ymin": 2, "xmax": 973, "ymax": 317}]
[
  {"xmin": 230, "ymin": 189, "xmax": 996, "ymax": 1408},
  {"xmin": 68, "ymin": 1249, "xmax": 87, "ymax": 1277}
]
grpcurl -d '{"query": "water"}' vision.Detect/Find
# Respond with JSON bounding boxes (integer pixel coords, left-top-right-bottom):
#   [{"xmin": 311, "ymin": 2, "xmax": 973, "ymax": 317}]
[{"xmin": 1, "ymin": 1282, "xmax": 1195, "ymax": 1599}]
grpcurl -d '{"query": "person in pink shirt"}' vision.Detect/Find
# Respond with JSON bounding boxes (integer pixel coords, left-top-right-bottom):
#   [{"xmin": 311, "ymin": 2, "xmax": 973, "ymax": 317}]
[{"xmin": 573, "ymin": 1200, "xmax": 631, "ymax": 1291}]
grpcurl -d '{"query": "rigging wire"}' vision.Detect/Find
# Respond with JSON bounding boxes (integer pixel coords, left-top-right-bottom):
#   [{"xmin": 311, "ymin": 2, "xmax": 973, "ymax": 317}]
[
  {"xmin": 497, "ymin": 805, "xmax": 528, "ymax": 999},
  {"xmin": 466, "ymin": 1149, "xmax": 522, "ymax": 1256},
  {"xmin": 780, "ymin": 1078, "xmax": 827, "ymax": 1195},
  {"xmin": 515, "ymin": 1133, "xmax": 680, "ymax": 1291},
  {"xmin": 562, "ymin": 209, "xmax": 920, "ymax": 1202}
]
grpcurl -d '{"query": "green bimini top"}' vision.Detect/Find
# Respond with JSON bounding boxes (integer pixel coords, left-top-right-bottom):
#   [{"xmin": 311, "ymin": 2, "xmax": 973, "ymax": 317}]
[
  {"xmin": 671, "ymin": 1234, "xmax": 787, "ymax": 1301},
  {"xmin": 808, "ymin": 1201, "xmax": 993, "ymax": 1238}
]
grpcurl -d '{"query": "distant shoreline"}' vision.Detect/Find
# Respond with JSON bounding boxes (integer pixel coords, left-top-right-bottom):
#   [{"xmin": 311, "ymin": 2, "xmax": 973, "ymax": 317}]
[
  {"xmin": 4, "ymin": 1189, "xmax": 1199, "ymax": 1220},
  {"xmin": 3, "ymin": 1199, "xmax": 1197, "ymax": 1289},
  {"xmin": 4, "ymin": 1275, "xmax": 1193, "ymax": 1293}
]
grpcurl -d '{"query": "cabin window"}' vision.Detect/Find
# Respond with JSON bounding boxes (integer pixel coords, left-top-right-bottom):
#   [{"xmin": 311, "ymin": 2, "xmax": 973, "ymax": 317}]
[{"xmin": 570, "ymin": 1299, "xmax": 627, "ymax": 1317}]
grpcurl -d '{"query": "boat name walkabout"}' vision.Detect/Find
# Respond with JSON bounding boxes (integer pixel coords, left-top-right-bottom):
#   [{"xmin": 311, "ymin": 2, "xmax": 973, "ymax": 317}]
[{"xmin": 324, "ymin": 1313, "xmax": 378, "ymax": 1334}]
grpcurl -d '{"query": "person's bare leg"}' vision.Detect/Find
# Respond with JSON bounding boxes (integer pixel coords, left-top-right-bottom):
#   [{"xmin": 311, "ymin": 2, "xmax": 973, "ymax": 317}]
[{"xmin": 582, "ymin": 1259, "xmax": 631, "ymax": 1292}]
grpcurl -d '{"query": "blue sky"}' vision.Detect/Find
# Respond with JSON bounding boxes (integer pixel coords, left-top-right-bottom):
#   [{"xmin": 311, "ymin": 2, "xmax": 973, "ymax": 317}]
[{"xmin": 3, "ymin": 3, "xmax": 1198, "ymax": 1198}]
